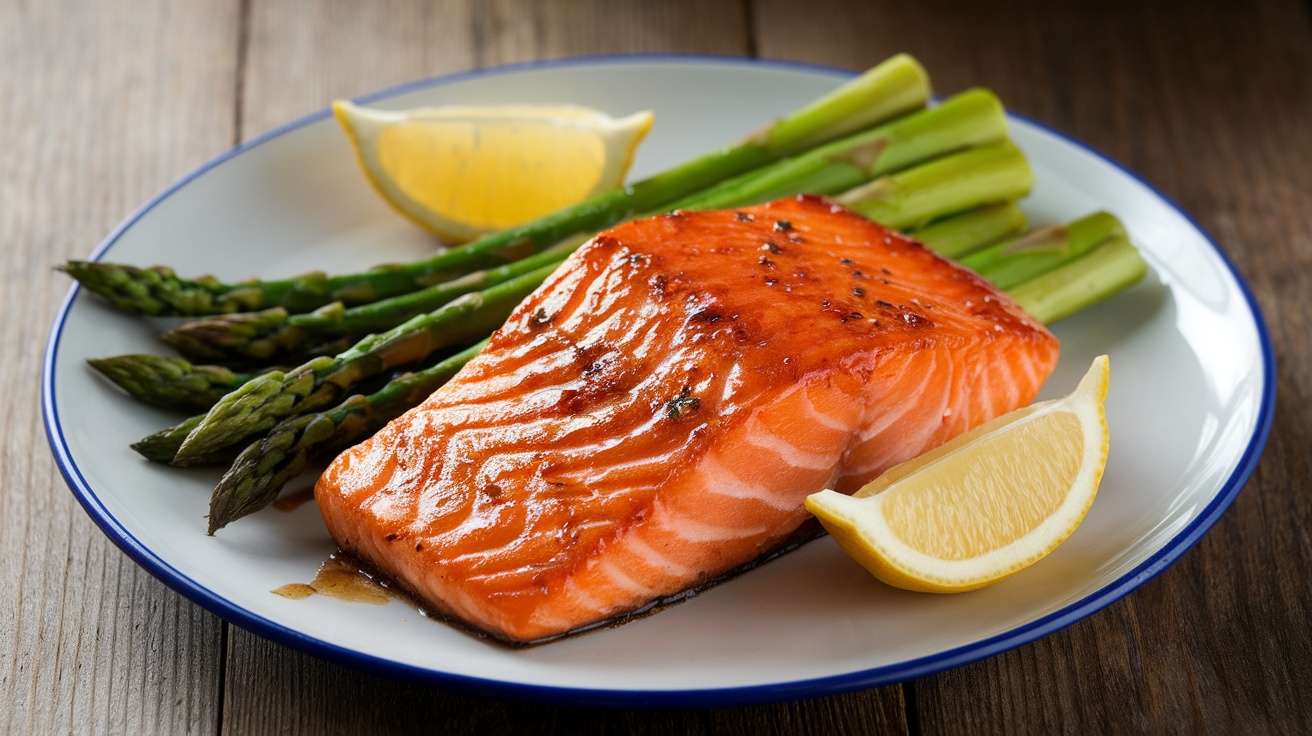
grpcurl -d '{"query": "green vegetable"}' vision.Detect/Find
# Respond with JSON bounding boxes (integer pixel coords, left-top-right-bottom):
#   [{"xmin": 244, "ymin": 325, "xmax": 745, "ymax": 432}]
[
  {"xmin": 87, "ymin": 355, "xmax": 275, "ymax": 412},
  {"xmin": 910, "ymin": 202, "xmax": 1028, "ymax": 259},
  {"xmin": 1008, "ymin": 236, "xmax": 1148, "ymax": 324},
  {"xmin": 171, "ymin": 263, "xmax": 555, "ymax": 466},
  {"xmin": 961, "ymin": 211, "xmax": 1125, "ymax": 289},
  {"xmin": 838, "ymin": 142, "xmax": 1034, "ymax": 231},
  {"xmin": 159, "ymin": 239, "xmax": 581, "ymax": 364}
]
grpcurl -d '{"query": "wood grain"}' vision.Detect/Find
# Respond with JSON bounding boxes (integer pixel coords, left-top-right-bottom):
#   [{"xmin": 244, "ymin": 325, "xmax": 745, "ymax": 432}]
[
  {"xmin": 0, "ymin": 0, "xmax": 240, "ymax": 733},
  {"xmin": 5, "ymin": 0, "xmax": 1312, "ymax": 732}
]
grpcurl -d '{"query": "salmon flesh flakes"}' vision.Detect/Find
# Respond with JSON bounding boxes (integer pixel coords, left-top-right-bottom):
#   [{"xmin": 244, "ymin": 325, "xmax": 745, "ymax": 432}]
[{"xmin": 315, "ymin": 195, "xmax": 1060, "ymax": 644}]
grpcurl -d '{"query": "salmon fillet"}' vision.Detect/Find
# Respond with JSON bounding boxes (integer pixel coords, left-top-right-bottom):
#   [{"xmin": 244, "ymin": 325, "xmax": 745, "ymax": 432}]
[{"xmin": 315, "ymin": 195, "xmax": 1060, "ymax": 644}]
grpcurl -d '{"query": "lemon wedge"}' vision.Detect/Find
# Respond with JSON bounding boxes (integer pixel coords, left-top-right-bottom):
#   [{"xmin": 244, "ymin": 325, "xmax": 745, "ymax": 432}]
[
  {"xmin": 806, "ymin": 355, "xmax": 1110, "ymax": 593},
  {"xmin": 333, "ymin": 101, "xmax": 654, "ymax": 242}
]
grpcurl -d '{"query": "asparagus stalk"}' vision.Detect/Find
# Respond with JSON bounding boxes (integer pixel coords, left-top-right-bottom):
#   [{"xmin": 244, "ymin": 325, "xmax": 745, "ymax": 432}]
[
  {"xmin": 667, "ymin": 88, "xmax": 1008, "ymax": 212},
  {"xmin": 154, "ymin": 90, "xmax": 1009, "ymax": 364},
  {"xmin": 909, "ymin": 202, "xmax": 1027, "ymax": 259},
  {"xmin": 64, "ymin": 56, "xmax": 930, "ymax": 317},
  {"xmin": 1008, "ymin": 235, "xmax": 1148, "ymax": 324},
  {"xmin": 959, "ymin": 211, "xmax": 1125, "ymax": 289},
  {"xmin": 837, "ymin": 142, "xmax": 1033, "ymax": 230},
  {"xmin": 133, "ymin": 415, "xmax": 204, "ymax": 464},
  {"xmin": 88, "ymin": 355, "xmax": 275, "ymax": 412},
  {"xmin": 204, "ymin": 217, "xmax": 1148, "ymax": 531},
  {"xmin": 160, "ymin": 238, "xmax": 582, "ymax": 363},
  {"xmin": 171, "ymin": 262, "xmax": 557, "ymax": 465},
  {"xmin": 206, "ymin": 340, "xmax": 487, "ymax": 533}
]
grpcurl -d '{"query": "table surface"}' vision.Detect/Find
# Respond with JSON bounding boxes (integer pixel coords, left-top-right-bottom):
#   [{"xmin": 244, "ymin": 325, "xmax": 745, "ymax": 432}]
[{"xmin": 5, "ymin": 0, "xmax": 1310, "ymax": 732}]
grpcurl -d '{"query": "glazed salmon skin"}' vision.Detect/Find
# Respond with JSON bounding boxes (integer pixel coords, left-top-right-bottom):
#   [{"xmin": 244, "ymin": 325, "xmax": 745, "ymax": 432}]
[{"xmin": 315, "ymin": 195, "xmax": 1060, "ymax": 644}]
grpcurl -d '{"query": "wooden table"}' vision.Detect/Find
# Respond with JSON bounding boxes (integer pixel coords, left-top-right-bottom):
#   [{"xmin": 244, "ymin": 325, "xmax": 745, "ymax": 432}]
[{"xmin": 5, "ymin": 0, "xmax": 1309, "ymax": 732}]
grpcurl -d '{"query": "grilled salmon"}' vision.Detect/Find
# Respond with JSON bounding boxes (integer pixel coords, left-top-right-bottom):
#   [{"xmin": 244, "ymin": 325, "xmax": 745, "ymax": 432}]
[{"xmin": 315, "ymin": 195, "xmax": 1060, "ymax": 644}]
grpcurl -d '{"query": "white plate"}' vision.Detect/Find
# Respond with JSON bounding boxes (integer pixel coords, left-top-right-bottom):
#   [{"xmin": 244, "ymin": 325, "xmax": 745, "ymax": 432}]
[{"xmin": 43, "ymin": 57, "xmax": 1273, "ymax": 706}]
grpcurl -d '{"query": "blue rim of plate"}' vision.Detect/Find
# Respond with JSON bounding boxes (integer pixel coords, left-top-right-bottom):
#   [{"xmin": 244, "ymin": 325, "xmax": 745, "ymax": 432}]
[{"xmin": 41, "ymin": 54, "xmax": 1276, "ymax": 708}]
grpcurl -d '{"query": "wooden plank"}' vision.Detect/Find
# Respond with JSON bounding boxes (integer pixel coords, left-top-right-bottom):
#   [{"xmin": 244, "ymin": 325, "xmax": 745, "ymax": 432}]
[
  {"xmin": 755, "ymin": 0, "xmax": 1312, "ymax": 731},
  {"xmin": 473, "ymin": 0, "xmax": 752, "ymax": 65},
  {"xmin": 239, "ymin": 0, "xmax": 479, "ymax": 139},
  {"xmin": 239, "ymin": 0, "xmax": 752, "ymax": 138},
  {"xmin": 0, "ymin": 0, "xmax": 240, "ymax": 733},
  {"xmin": 223, "ymin": 638, "xmax": 907, "ymax": 735}
]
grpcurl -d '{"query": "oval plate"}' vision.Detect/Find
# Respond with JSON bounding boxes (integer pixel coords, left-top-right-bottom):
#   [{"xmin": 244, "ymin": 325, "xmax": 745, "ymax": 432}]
[{"xmin": 43, "ymin": 56, "xmax": 1274, "ymax": 707}]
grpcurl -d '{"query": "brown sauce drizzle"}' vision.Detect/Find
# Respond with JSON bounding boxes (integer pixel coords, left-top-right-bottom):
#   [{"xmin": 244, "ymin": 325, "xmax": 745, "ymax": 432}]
[{"xmin": 272, "ymin": 554, "xmax": 406, "ymax": 606}]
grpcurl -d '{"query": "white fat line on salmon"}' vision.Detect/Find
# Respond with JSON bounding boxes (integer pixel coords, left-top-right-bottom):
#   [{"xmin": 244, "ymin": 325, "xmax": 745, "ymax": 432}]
[
  {"xmin": 796, "ymin": 385, "xmax": 853, "ymax": 433},
  {"xmin": 462, "ymin": 566, "xmax": 547, "ymax": 587},
  {"xmin": 660, "ymin": 512, "xmax": 771, "ymax": 544},
  {"xmin": 852, "ymin": 351, "xmax": 943, "ymax": 443},
  {"xmin": 843, "ymin": 440, "xmax": 925, "ymax": 482},
  {"xmin": 552, "ymin": 576, "xmax": 611, "ymax": 613},
  {"xmin": 741, "ymin": 417, "xmax": 844, "ymax": 471},
  {"xmin": 624, "ymin": 534, "xmax": 699, "ymax": 579},
  {"xmin": 696, "ymin": 454, "xmax": 806, "ymax": 512},
  {"xmin": 868, "ymin": 376, "xmax": 953, "ymax": 446},
  {"xmin": 593, "ymin": 558, "xmax": 661, "ymax": 599},
  {"xmin": 435, "ymin": 400, "xmax": 627, "ymax": 462},
  {"xmin": 843, "ymin": 380, "xmax": 961, "ymax": 480}
]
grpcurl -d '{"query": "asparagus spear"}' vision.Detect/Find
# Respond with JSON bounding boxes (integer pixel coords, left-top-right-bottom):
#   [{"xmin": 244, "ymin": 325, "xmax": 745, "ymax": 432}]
[
  {"xmin": 1008, "ymin": 235, "xmax": 1148, "ymax": 324},
  {"xmin": 171, "ymin": 262, "xmax": 557, "ymax": 465},
  {"xmin": 159, "ymin": 239, "xmax": 582, "ymax": 363},
  {"xmin": 155, "ymin": 90, "xmax": 1009, "ymax": 363},
  {"xmin": 64, "ymin": 56, "xmax": 930, "ymax": 317},
  {"xmin": 910, "ymin": 202, "xmax": 1027, "ymax": 259},
  {"xmin": 666, "ymin": 88, "xmax": 1008, "ymax": 212},
  {"xmin": 206, "ymin": 340, "xmax": 486, "ymax": 533},
  {"xmin": 133, "ymin": 415, "xmax": 205, "ymax": 464},
  {"xmin": 204, "ymin": 217, "xmax": 1147, "ymax": 532},
  {"xmin": 837, "ymin": 142, "xmax": 1033, "ymax": 230},
  {"xmin": 959, "ymin": 211, "xmax": 1125, "ymax": 289},
  {"xmin": 87, "ymin": 355, "xmax": 275, "ymax": 412},
  {"xmin": 965, "ymin": 215, "xmax": 1119, "ymax": 289}
]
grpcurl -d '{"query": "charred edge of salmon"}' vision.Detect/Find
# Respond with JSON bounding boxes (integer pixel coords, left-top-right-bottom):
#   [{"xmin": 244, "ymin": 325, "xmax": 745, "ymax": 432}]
[{"xmin": 332, "ymin": 519, "xmax": 827, "ymax": 648}]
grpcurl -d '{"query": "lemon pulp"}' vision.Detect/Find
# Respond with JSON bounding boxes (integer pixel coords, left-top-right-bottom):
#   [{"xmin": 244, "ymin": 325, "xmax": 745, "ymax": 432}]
[{"xmin": 334, "ymin": 102, "xmax": 653, "ymax": 242}]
